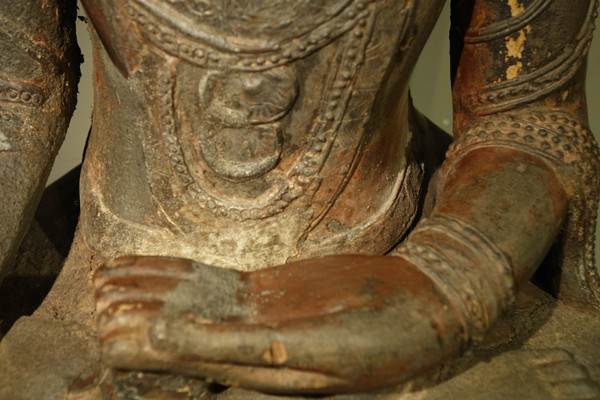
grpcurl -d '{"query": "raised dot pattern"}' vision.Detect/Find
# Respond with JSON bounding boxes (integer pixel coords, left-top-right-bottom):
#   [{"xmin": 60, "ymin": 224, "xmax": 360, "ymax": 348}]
[
  {"xmin": 0, "ymin": 83, "xmax": 44, "ymax": 107},
  {"xmin": 126, "ymin": 0, "xmax": 374, "ymax": 72},
  {"xmin": 446, "ymin": 110, "xmax": 600, "ymax": 302},
  {"xmin": 394, "ymin": 214, "xmax": 515, "ymax": 344}
]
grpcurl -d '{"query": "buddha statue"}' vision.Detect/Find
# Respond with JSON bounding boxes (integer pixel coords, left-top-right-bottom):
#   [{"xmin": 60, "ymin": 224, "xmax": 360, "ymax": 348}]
[{"xmin": 1, "ymin": 0, "xmax": 599, "ymax": 398}]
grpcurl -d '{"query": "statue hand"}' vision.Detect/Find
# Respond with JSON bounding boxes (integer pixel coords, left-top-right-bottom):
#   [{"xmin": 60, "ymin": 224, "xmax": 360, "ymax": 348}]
[
  {"xmin": 95, "ymin": 147, "xmax": 569, "ymax": 393},
  {"xmin": 95, "ymin": 254, "xmax": 464, "ymax": 393}
]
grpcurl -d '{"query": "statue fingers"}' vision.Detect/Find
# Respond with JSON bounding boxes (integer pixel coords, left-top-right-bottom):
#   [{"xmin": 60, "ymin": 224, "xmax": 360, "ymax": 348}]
[{"xmin": 134, "ymin": 258, "xmax": 466, "ymax": 393}]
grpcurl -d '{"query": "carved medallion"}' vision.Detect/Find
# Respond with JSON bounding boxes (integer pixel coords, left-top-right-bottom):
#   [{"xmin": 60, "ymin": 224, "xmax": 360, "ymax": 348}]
[{"xmin": 197, "ymin": 66, "xmax": 298, "ymax": 180}]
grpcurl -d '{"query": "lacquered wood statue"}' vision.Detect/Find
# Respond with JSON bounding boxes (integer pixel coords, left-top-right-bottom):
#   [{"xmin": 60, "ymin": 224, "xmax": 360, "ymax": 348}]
[{"xmin": 1, "ymin": 0, "xmax": 600, "ymax": 398}]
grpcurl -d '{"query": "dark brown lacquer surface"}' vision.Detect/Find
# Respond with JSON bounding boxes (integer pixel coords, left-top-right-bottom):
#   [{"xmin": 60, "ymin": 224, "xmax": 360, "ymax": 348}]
[{"xmin": 0, "ymin": 0, "xmax": 599, "ymax": 399}]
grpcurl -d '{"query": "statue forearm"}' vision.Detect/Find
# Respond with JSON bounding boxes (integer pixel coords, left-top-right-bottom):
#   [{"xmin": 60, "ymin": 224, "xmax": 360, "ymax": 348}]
[
  {"xmin": 450, "ymin": 0, "xmax": 600, "ymax": 304},
  {"xmin": 0, "ymin": 0, "xmax": 80, "ymax": 278},
  {"xmin": 396, "ymin": 147, "xmax": 568, "ymax": 346}
]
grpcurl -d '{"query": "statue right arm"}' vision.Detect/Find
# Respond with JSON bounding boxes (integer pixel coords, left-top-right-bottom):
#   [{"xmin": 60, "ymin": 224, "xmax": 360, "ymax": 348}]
[{"xmin": 0, "ymin": 0, "xmax": 80, "ymax": 278}]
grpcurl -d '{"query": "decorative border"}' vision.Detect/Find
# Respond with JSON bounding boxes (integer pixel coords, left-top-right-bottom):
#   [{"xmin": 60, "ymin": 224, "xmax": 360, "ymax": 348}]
[
  {"xmin": 464, "ymin": 0, "xmax": 552, "ymax": 44},
  {"xmin": 463, "ymin": 0, "xmax": 598, "ymax": 115},
  {"xmin": 446, "ymin": 112, "xmax": 600, "ymax": 168},
  {"xmin": 0, "ymin": 8, "xmax": 61, "ymax": 109},
  {"xmin": 394, "ymin": 214, "xmax": 515, "ymax": 344},
  {"xmin": 0, "ymin": 81, "xmax": 44, "ymax": 107},
  {"xmin": 127, "ymin": 0, "xmax": 375, "ymax": 71}
]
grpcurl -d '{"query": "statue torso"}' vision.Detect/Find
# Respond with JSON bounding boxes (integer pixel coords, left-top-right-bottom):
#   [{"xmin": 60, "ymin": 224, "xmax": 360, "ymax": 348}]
[{"xmin": 81, "ymin": 0, "xmax": 445, "ymax": 270}]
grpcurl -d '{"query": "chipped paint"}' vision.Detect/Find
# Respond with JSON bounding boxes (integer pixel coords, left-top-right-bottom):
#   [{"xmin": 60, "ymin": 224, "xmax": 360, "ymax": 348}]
[
  {"xmin": 505, "ymin": 27, "xmax": 530, "ymax": 60},
  {"xmin": 101, "ymin": 284, "xmax": 127, "ymax": 293},
  {"xmin": 176, "ymin": 385, "xmax": 193, "ymax": 395},
  {"xmin": 0, "ymin": 131, "xmax": 12, "ymax": 151},
  {"xmin": 504, "ymin": 25, "xmax": 531, "ymax": 79},
  {"xmin": 506, "ymin": 62, "xmax": 523, "ymax": 79},
  {"xmin": 263, "ymin": 340, "xmax": 288, "ymax": 365},
  {"xmin": 508, "ymin": 0, "xmax": 525, "ymax": 17},
  {"xmin": 270, "ymin": 340, "xmax": 288, "ymax": 365}
]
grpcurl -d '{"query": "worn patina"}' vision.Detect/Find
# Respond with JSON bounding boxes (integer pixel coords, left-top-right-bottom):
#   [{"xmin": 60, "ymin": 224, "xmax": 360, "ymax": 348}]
[{"xmin": 0, "ymin": 0, "xmax": 599, "ymax": 399}]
